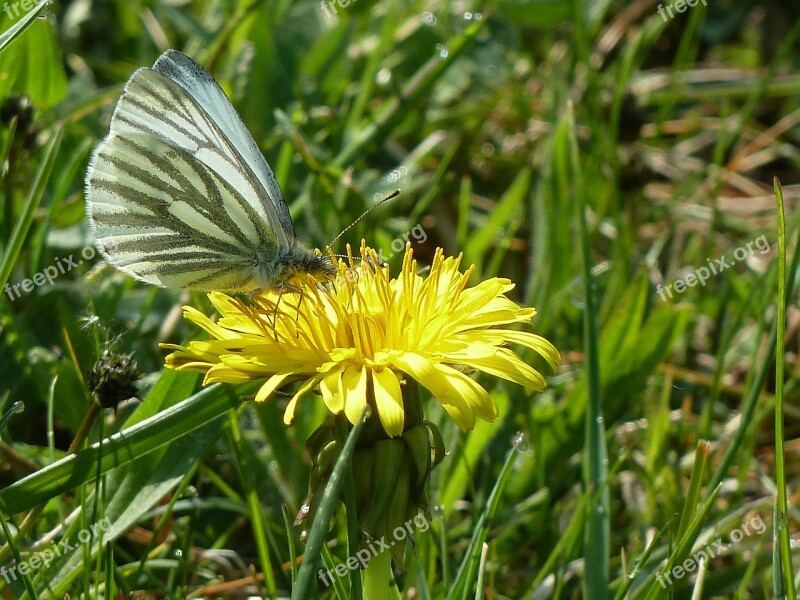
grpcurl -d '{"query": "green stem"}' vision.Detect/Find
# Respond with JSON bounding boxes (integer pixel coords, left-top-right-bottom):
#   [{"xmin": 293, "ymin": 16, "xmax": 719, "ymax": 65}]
[
  {"xmin": 404, "ymin": 379, "xmax": 423, "ymax": 430},
  {"xmin": 364, "ymin": 549, "xmax": 391, "ymax": 600},
  {"xmin": 336, "ymin": 415, "xmax": 363, "ymax": 600},
  {"xmin": 772, "ymin": 178, "xmax": 795, "ymax": 599}
]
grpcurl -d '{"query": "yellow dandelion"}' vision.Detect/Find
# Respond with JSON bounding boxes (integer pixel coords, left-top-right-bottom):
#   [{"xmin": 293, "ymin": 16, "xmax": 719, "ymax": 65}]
[{"xmin": 163, "ymin": 242, "xmax": 560, "ymax": 437}]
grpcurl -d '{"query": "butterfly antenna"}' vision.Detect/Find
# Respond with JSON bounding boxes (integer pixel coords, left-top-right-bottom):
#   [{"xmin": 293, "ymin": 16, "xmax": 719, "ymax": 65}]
[{"xmin": 328, "ymin": 189, "xmax": 400, "ymax": 249}]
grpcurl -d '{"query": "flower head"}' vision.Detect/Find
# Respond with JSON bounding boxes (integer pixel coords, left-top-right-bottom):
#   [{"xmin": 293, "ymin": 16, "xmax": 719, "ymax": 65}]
[
  {"xmin": 163, "ymin": 242, "xmax": 559, "ymax": 437},
  {"xmin": 88, "ymin": 348, "xmax": 140, "ymax": 408}
]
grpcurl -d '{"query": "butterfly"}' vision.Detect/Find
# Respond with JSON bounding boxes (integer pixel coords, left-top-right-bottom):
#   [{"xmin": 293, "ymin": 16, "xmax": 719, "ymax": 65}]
[{"xmin": 85, "ymin": 50, "xmax": 335, "ymax": 292}]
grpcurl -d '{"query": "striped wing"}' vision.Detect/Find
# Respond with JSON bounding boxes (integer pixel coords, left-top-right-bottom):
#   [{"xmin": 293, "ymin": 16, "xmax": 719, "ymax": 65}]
[
  {"xmin": 152, "ymin": 50, "xmax": 296, "ymax": 240},
  {"xmin": 86, "ymin": 50, "xmax": 292, "ymax": 290}
]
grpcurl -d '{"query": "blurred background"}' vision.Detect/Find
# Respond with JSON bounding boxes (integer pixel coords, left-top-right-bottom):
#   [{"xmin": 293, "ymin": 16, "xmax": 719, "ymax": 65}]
[{"xmin": 1, "ymin": 0, "xmax": 799, "ymax": 597}]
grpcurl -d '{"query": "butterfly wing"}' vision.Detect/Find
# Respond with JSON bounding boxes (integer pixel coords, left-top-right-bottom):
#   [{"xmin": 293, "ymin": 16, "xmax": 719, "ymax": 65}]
[
  {"xmin": 86, "ymin": 51, "xmax": 293, "ymax": 290},
  {"xmin": 152, "ymin": 50, "xmax": 296, "ymax": 241}
]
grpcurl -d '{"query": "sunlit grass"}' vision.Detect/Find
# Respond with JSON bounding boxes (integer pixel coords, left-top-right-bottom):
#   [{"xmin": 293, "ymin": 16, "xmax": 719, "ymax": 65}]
[{"xmin": 1, "ymin": 0, "xmax": 799, "ymax": 598}]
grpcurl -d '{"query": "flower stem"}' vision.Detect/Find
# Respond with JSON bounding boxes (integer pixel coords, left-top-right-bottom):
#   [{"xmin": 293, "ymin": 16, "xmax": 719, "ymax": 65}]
[
  {"xmin": 404, "ymin": 379, "xmax": 423, "ymax": 429},
  {"xmin": 336, "ymin": 415, "xmax": 363, "ymax": 600},
  {"xmin": 363, "ymin": 549, "xmax": 391, "ymax": 600}
]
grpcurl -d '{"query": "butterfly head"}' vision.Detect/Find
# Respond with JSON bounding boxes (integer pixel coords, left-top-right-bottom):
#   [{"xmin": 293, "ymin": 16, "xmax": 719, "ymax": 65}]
[
  {"xmin": 254, "ymin": 244, "xmax": 336, "ymax": 292},
  {"xmin": 292, "ymin": 247, "xmax": 337, "ymax": 282}
]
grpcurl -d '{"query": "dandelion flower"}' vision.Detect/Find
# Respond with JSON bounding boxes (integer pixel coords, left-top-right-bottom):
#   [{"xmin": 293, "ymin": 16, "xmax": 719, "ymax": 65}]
[
  {"xmin": 163, "ymin": 242, "xmax": 560, "ymax": 437},
  {"xmin": 163, "ymin": 241, "xmax": 560, "ymax": 582}
]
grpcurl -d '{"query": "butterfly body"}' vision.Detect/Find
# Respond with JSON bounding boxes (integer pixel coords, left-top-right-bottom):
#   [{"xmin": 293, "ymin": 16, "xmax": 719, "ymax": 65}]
[
  {"xmin": 251, "ymin": 244, "xmax": 335, "ymax": 291},
  {"xmin": 86, "ymin": 50, "xmax": 333, "ymax": 292}
]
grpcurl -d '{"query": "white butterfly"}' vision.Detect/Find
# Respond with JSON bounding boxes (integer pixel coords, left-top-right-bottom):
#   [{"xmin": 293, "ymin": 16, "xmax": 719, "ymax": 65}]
[{"xmin": 85, "ymin": 50, "xmax": 334, "ymax": 292}]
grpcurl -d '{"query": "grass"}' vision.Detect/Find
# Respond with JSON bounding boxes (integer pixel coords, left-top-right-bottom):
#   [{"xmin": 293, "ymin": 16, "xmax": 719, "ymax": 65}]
[{"xmin": 1, "ymin": 0, "xmax": 800, "ymax": 598}]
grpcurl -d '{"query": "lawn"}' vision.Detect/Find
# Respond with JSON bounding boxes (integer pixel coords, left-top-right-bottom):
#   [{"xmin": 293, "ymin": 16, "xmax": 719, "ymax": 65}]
[{"xmin": 1, "ymin": 0, "xmax": 799, "ymax": 598}]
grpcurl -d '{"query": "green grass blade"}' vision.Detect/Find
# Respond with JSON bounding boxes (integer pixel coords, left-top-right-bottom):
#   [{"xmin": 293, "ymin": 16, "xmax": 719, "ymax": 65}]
[
  {"xmin": 771, "ymin": 178, "xmax": 795, "ymax": 599},
  {"xmin": 445, "ymin": 437, "xmax": 523, "ymax": 600},
  {"xmin": 676, "ymin": 441, "xmax": 710, "ymax": 542},
  {"xmin": 0, "ymin": 0, "xmax": 52, "ymax": 52},
  {"xmin": 292, "ymin": 406, "xmax": 368, "ymax": 600},
  {"xmin": 640, "ymin": 485, "xmax": 722, "ymax": 600},
  {"xmin": 0, "ymin": 375, "xmax": 242, "ymax": 515},
  {"xmin": 336, "ymin": 415, "xmax": 363, "ymax": 600},
  {"xmin": 473, "ymin": 543, "xmax": 489, "ymax": 600},
  {"xmin": 0, "ymin": 127, "xmax": 61, "ymax": 289},
  {"xmin": 612, "ymin": 515, "xmax": 677, "ymax": 600},
  {"xmin": 0, "ymin": 400, "xmax": 22, "ymax": 431},
  {"xmin": 705, "ymin": 219, "xmax": 800, "ymax": 495},
  {"xmin": 31, "ymin": 432, "xmax": 219, "ymax": 596},
  {"xmin": 282, "ymin": 504, "xmax": 299, "ymax": 587},
  {"xmin": 333, "ymin": 19, "xmax": 485, "ymax": 168},
  {"xmin": 565, "ymin": 99, "xmax": 609, "ymax": 598},
  {"xmin": 321, "ymin": 542, "xmax": 351, "ymax": 600},
  {"xmin": 226, "ymin": 408, "xmax": 278, "ymax": 599},
  {"xmin": 439, "ymin": 393, "xmax": 509, "ymax": 516},
  {"xmin": 463, "ymin": 168, "xmax": 530, "ymax": 275},
  {"xmin": 0, "ymin": 504, "xmax": 37, "ymax": 598}
]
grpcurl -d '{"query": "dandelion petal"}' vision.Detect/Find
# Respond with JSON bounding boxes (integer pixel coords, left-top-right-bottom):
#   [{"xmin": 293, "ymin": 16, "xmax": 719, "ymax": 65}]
[{"xmin": 372, "ymin": 368, "xmax": 404, "ymax": 437}]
